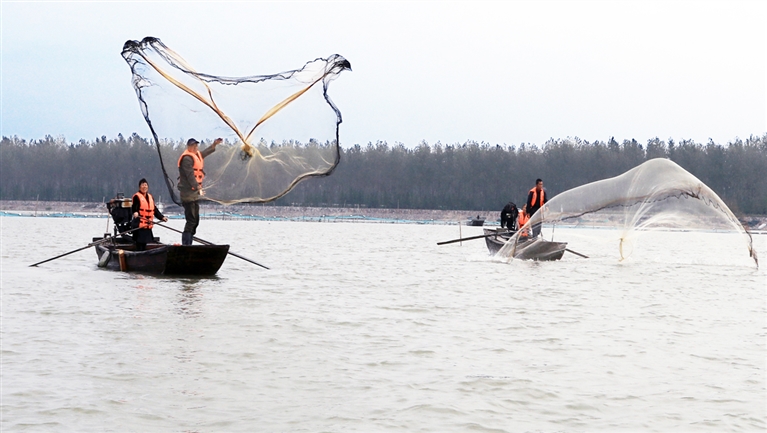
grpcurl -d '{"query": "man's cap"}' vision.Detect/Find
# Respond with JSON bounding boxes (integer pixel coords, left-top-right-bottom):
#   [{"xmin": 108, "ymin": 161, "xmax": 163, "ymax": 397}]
[{"xmin": 187, "ymin": 138, "xmax": 199, "ymax": 146}]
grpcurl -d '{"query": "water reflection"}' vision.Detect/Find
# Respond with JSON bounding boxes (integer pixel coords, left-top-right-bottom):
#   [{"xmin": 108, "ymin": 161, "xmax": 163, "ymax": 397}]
[
  {"xmin": 171, "ymin": 282, "xmax": 208, "ymax": 370},
  {"xmin": 175, "ymin": 281, "xmax": 205, "ymax": 319},
  {"xmin": 130, "ymin": 275, "xmax": 156, "ymax": 318}
]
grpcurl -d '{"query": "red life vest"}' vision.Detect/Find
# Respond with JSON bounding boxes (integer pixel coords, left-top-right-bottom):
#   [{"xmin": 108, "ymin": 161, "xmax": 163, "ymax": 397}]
[
  {"xmin": 135, "ymin": 192, "xmax": 155, "ymax": 229},
  {"xmin": 178, "ymin": 149, "xmax": 205, "ymax": 190},
  {"xmin": 529, "ymin": 187, "xmax": 545, "ymax": 208}
]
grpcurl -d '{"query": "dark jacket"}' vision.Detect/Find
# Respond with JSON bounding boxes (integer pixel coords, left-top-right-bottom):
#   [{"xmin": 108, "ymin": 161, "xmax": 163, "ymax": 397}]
[
  {"xmin": 178, "ymin": 146, "xmax": 216, "ymax": 202},
  {"xmin": 500, "ymin": 202, "xmax": 518, "ymax": 230}
]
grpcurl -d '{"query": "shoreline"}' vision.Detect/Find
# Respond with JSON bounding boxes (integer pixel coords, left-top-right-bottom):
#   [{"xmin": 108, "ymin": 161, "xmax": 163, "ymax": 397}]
[{"xmin": 0, "ymin": 200, "xmax": 494, "ymax": 224}]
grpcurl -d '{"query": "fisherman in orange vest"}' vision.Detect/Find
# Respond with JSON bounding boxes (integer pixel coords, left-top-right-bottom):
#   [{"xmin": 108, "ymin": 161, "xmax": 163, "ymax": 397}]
[
  {"xmin": 178, "ymin": 137, "xmax": 221, "ymax": 245},
  {"xmin": 131, "ymin": 178, "xmax": 168, "ymax": 251},
  {"xmin": 517, "ymin": 204, "xmax": 530, "ymax": 238},
  {"xmin": 525, "ymin": 178, "xmax": 546, "ymax": 238}
]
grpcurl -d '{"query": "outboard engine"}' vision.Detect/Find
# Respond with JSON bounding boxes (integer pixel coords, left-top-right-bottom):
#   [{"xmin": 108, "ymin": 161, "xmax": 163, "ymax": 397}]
[{"xmin": 106, "ymin": 193, "xmax": 134, "ymax": 240}]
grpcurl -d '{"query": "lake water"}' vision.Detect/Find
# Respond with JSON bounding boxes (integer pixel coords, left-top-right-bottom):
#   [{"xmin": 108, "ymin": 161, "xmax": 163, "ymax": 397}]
[{"xmin": 1, "ymin": 217, "xmax": 765, "ymax": 432}]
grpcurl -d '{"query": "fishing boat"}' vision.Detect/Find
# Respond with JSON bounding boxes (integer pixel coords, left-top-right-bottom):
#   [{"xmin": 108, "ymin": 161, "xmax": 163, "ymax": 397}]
[
  {"xmin": 92, "ymin": 193, "xmax": 229, "ymax": 275},
  {"xmin": 93, "ymin": 235, "xmax": 229, "ymax": 275},
  {"xmin": 468, "ymin": 215, "xmax": 486, "ymax": 226},
  {"xmin": 483, "ymin": 228, "xmax": 567, "ymax": 261}
]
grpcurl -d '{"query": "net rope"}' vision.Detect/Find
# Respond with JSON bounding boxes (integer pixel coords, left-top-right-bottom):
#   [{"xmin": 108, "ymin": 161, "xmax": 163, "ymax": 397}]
[{"xmin": 122, "ymin": 37, "xmax": 351, "ymax": 205}]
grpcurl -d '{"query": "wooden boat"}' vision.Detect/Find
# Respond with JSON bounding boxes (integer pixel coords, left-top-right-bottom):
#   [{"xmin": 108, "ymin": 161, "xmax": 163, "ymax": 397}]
[
  {"xmin": 468, "ymin": 215, "xmax": 486, "ymax": 226},
  {"xmin": 92, "ymin": 235, "xmax": 229, "ymax": 276},
  {"xmin": 483, "ymin": 228, "xmax": 567, "ymax": 261}
]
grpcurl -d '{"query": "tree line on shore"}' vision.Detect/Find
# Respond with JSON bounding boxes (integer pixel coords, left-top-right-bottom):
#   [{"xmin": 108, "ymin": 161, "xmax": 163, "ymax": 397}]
[{"xmin": 1, "ymin": 133, "xmax": 766, "ymax": 215}]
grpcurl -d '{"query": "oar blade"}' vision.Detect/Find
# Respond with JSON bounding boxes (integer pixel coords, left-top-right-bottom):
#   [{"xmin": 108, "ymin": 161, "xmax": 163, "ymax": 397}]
[{"xmin": 565, "ymin": 248, "xmax": 589, "ymax": 259}]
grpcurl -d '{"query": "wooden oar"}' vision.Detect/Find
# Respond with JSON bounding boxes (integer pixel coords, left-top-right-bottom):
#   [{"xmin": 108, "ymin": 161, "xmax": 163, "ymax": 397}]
[
  {"xmin": 29, "ymin": 227, "xmax": 141, "ymax": 267},
  {"xmin": 153, "ymin": 221, "xmax": 269, "ymax": 270},
  {"xmin": 437, "ymin": 230, "xmax": 514, "ymax": 246},
  {"xmin": 565, "ymin": 248, "xmax": 589, "ymax": 259}
]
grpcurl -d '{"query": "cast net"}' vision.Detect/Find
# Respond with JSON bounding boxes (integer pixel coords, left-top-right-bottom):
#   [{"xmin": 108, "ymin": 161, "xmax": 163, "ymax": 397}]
[
  {"xmin": 121, "ymin": 37, "xmax": 351, "ymax": 205},
  {"xmin": 497, "ymin": 158, "xmax": 759, "ymax": 267}
]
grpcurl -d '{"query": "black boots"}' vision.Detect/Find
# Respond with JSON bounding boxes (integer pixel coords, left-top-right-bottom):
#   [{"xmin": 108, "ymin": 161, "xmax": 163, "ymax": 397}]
[{"xmin": 182, "ymin": 232, "xmax": 193, "ymax": 246}]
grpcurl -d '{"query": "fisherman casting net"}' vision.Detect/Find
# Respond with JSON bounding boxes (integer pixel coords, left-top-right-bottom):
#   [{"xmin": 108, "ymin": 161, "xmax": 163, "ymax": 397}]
[
  {"xmin": 498, "ymin": 158, "xmax": 758, "ymax": 267},
  {"xmin": 121, "ymin": 37, "xmax": 351, "ymax": 205}
]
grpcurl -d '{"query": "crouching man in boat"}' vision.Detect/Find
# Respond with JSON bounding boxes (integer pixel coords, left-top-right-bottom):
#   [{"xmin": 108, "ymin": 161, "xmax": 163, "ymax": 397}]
[
  {"xmin": 132, "ymin": 178, "xmax": 168, "ymax": 251},
  {"xmin": 526, "ymin": 178, "xmax": 547, "ymax": 238},
  {"xmin": 500, "ymin": 201, "xmax": 518, "ymax": 231},
  {"xmin": 178, "ymin": 137, "xmax": 221, "ymax": 246}
]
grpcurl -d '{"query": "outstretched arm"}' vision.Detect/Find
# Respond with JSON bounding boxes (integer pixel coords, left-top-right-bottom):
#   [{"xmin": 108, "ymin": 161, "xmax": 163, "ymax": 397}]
[{"xmin": 201, "ymin": 138, "xmax": 223, "ymax": 158}]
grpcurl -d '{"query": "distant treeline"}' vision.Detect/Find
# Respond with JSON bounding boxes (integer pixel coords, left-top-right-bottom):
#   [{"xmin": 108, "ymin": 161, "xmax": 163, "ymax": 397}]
[{"xmin": 2, "ymin": 133, "xmax": 766, "ymax": 215}]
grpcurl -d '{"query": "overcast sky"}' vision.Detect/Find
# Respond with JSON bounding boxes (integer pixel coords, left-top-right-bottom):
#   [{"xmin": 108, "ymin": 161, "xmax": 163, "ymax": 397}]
[{"xmin": 2, "ymin": 1, "xmax": 765, "ymax": 148}]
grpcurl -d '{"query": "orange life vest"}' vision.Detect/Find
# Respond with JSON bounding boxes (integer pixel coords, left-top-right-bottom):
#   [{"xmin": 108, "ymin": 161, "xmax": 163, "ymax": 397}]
[
  {"xmin": 517, "ymin": 211, "xmax": 530, "ymax": 236},
  {"xmin": 529, "ymin": 187, "xmax": 545, "ymax": 209},
  {"xmin": 178, "ymin": 149, "xmax": 205, "ymax": 190},
  {"xmin": 135, "ymin": 192, "xmax": 155, "ymax": 229}
]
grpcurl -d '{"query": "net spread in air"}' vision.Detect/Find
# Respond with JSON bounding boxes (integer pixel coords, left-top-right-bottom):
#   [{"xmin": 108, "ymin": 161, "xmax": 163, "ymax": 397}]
[
  {"xmin": 497, "ymin": 158, "xmax": 759, "ymax": 267},
  {"xmin": 121, "ymin": 37, "xmax": 351, "ymax": 205}
]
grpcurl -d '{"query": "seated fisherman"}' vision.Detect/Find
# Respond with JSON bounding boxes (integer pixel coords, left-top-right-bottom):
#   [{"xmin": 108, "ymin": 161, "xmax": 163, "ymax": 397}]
[{"xmin": 131, "ymin": 178, "xmax": 168, "ymax": 251}]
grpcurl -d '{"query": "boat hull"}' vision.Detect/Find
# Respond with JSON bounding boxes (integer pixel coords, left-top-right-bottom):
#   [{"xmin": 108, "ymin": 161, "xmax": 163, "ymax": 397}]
[
  {"xmin": 483, "ymin": 229, "xmax": 567, "ymax": 261},
  {"xmin": 93, "ymin": 238, "xmax": 229, "ymax": 275}
]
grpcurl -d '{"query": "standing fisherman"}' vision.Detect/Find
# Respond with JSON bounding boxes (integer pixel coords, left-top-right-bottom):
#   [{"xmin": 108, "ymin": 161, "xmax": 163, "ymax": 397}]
[
  {"xmin": 178, "ymin": 137, "xmax": 222, "ymax": 245},
  {"xmin": 132, "ymin": 178, "xmax": 168, "ymax": 251},
  {"xmin": 526, "ymin": 178, "xmax": 547, "ymax": 238}
]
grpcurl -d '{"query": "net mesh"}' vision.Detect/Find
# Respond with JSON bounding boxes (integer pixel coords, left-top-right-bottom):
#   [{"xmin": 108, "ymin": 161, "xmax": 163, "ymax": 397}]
[
  {"xmin": 121, "ymin": 37, "xmax": 351, "ymax": 205},
  {"xmin": 498, "ymin": 158, "xmax": 758, "ymax": 267}
]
